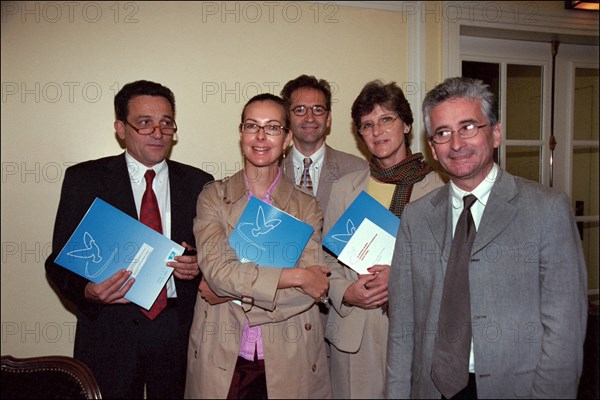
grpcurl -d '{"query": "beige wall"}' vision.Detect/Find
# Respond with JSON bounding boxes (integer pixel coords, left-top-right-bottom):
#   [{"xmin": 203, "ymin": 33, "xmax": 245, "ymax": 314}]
[
  {"xmin": 2, "ymin": 1, "xmax": 596, "ymax": 358},
  {"xmin": 0, "ymin": 1, "xmax": 431, "ymax": 357}
]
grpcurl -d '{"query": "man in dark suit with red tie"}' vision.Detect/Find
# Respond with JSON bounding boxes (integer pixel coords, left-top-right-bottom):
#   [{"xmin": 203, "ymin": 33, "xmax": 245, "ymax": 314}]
[{"xmin": 45, "ymin": 80, "xmax": 214, "ymax": 398}]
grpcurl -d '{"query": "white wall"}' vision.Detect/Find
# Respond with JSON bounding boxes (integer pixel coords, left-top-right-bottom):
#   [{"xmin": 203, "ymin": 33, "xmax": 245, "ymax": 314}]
[{"xmin": 1, "ymin": 1, "xmax": 413, "ymax": 357}]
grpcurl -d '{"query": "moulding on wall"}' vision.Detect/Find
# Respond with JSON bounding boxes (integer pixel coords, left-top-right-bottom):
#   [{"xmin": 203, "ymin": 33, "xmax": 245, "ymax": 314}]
[
  {"xmin": 317, "ymin": 1, "xmax": 598, "ymax": 78},
  {"xmin": 323, "ymin": 0, "xmax": 599, "ymax": 37}
]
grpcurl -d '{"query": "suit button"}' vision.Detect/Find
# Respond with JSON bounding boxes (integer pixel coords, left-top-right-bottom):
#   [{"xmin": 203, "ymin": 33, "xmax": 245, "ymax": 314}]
[
  {"xmin": 304, "ymin": 323, "xmax": 312, "ymax": 331},
  {"xmin": 312, "ymin": 364, "xmax": 317, "ymax": 372}
]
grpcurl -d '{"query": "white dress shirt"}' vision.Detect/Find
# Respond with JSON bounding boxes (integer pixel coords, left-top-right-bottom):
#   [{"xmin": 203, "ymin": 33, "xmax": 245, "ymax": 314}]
[
  {"xmin": 291, "ymin": 144, "xmax": 325, "ymax": 195},
  {"xmin": 449, "ymin": 163, "xmax": 499, "ymax": 373},
  {"xmin": 125, "ymin": 151, "xmax": 177, "ymax": 297}
]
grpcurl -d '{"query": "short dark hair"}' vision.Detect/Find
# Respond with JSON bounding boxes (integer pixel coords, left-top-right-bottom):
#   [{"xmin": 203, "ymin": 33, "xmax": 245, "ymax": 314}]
[
  {"xmin": 422, "ymin": 77, "xmax": 498, "ymax": 138},
  {"xmin": 114, "ymin": 80, "xmax": 176, "ymax": 122},
  {"xmin": 351, "ymin": 80, "xmax": 413, "ymax": 131},
  {"xmin": 241, "ymin": 93, "xmax": 290, "ymax": 128},
  {"xmin": 280, "ymin": 74, "xmax": 332, "ymax": 111}
]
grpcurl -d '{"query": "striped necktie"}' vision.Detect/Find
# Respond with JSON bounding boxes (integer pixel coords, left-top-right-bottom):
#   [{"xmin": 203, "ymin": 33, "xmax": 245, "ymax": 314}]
[{"xmin": 300, "ymin": 157, "xmax": 313, "ymax": 193}]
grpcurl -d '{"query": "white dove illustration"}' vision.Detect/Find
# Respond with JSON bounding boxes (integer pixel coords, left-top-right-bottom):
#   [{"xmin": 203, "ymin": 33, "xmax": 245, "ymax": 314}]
[
  {"xmin": 251, "ymin": 206, "xmax": 281, "ymax": 237},
  {"xmin": 331, "ymin": 219, "xmax": 357, "ymax": 243},
  {"xmin": 67, "ymin": 232, "xmax": 102, "ymax": 263}
]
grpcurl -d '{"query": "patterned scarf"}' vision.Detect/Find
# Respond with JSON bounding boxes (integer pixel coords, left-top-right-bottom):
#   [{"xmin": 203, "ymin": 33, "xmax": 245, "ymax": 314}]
[{"xmin": 369, "ymin": 150, "xmax": 432, "ymax": 218}]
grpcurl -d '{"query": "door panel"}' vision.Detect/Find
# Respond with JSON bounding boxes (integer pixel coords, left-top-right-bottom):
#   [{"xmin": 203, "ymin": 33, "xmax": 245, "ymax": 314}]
[{"xmin": 461, "ymin": 37, "xmax": 599, "ymax": 292}]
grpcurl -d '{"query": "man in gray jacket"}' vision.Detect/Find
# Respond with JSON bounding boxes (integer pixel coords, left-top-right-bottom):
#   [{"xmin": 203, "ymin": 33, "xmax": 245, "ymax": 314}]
[{"xmin": 386, "ymin": 77, "xmax": 587, "ymax": 399}]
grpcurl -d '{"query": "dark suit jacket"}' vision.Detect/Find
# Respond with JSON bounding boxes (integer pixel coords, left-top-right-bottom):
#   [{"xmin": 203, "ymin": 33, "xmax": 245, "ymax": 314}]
[
  {"xmin": 45, "ymin": 153, "xmax": 213, "ymax": 385},
  {"xmin": 386, "ymin": 168, "xmax": 588, "ymax": 399}
]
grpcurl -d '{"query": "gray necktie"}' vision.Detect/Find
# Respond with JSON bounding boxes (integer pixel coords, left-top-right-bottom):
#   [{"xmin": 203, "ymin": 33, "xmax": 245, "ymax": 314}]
[{"xmin": 431, "ymin": 194, "xmax": 478, "ymax": 398}]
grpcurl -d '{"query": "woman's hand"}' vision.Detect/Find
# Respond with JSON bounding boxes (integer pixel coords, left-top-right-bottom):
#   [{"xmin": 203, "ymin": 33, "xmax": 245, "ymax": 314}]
[
  {"xmin": 342, "ymin": 264, "xmax": 389, "ymax": 310},
  {"xmin": 199, "ymin": 277, "xmax": 234, "ymax": 305},
  {"xmin": 298, "ymin": 265, "xmax": 331, "ymax": 300},
  {"xmin": 279, "ymin": 265, "xmax": 330, "ymax": 301}
]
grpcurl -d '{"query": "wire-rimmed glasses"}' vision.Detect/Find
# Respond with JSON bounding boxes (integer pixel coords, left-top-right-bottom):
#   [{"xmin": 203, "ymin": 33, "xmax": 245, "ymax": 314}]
[
  {"xmin": 358, "ymin": 115, "xmax": 400, "ymax": 136},
  {"xmin": 429, "ymin": 123, "xmax": 488, "ymax": 144}
]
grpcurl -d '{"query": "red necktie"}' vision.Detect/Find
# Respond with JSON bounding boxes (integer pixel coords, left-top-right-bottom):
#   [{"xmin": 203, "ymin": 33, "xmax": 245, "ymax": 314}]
[{"xmin": 139, "ymin": 169, "xmax": 168, "ymax": 320}]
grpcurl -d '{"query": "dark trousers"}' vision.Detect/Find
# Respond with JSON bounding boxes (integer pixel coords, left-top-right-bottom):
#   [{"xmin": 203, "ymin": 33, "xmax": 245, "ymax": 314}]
[
  {"xmin": 227, "ymin": 356, "xmax": 267, "ymax": 399},
  {"xmin": 75, "ymin": 301, "xmax": 186, "ymax": 399},
  {"xmin": 442, "ymin": 373, "xmax": 477, "ymax": 400}
]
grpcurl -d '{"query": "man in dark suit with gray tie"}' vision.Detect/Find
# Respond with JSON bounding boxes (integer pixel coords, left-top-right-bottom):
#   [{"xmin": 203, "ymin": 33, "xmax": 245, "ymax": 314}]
[
  {"xmin": 45, "ymin": 80, "xmax": 214, "ymax": 398},
  {"xmin": 386, "ymin": 77, "xmax": 587, "ymax": 399}
]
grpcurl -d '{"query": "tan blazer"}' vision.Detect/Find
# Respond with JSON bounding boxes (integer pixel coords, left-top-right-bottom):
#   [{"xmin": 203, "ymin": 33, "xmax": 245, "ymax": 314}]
[
  {"xmin": 185, "ymin": 170, "xmax": 331, "ymax": 399},
  {"xmin": 324, "ymin": 168, "xmax": 446, "ymax": 353}
]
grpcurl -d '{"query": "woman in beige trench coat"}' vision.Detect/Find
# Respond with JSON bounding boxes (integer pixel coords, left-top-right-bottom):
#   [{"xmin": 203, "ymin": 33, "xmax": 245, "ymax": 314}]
[{"xmin": 185, "ymin": 93, "xmax": 332, "ymax": 399}]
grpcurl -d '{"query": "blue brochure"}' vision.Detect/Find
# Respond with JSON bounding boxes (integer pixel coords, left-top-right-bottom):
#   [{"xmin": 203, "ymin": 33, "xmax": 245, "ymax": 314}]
[
  {"xmin": 54, "ymin": 197, "xmax": 183, "ymax": 310},
  {"xmin": 228, "ymin": 196, "xmax": 314, "ymax": 268},
  {"xmin": 323, "ymin": 191, "xmax": 400, "ymax": 256}
]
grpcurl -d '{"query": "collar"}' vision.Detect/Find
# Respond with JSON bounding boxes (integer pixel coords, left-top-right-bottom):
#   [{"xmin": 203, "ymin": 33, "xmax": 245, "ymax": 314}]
[
  {"xmin": 450, "ymin": 163, "xmax": 498, "ymax": 209},
  {"xmin": 244, "ymin": 168, "xmax": 282, "ymax": 203},
  {"xmin": 125, "ymin": 151, "xmax": 168, "ymax": 186},
  {"xmin": 224, "ymin": 169, "xmax": 296, "ymax": 210},
  {"xmin": 291, "ymin": 143, "xmax": 325, "ymax": 170}
]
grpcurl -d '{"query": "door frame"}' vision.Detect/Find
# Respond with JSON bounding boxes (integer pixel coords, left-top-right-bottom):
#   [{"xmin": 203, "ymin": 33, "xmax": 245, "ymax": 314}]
[{"xmin": 440, "ymin": 1, "xmax": 599, "ymax": 78}]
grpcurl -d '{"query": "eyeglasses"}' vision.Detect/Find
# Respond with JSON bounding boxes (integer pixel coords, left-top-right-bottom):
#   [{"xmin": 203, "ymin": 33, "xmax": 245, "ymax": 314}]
[
  {"xmin": 291, "ymin": 105, "xmax": 328, "ymax": 117},
  {"xmin": 239, "ymin": 122, "xmax": 289, "ymax": 136},
  {"xmin": 429, "ymin": 123, "xmax": 488, "ymax": 144},
  {"xmin": 124, "ymin": 119, "xmax": 177, "ymax": 136},
  {"xmin": 358, "ymin": 115, "xmax": 400, "ymax": 136}
]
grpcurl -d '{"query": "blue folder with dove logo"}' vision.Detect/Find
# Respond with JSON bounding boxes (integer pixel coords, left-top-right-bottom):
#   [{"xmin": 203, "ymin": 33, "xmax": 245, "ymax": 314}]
[
  {"xmin": 323, "ymin": 191, "xmax": 400, "ymax": 257},
  {"xmin": 54, "ymin": 197, "xmax": 183, "ymax": 310},
  {"xmin": 228, "ymin": 196, "xmax": 314, "ymax": 268}
]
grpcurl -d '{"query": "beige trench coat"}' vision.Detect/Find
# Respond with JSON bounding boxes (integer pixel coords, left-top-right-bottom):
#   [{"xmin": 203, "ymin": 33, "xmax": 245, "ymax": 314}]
[{"xmin": 185, "ymin": 170, "xmax": 331, "ymax": 399}]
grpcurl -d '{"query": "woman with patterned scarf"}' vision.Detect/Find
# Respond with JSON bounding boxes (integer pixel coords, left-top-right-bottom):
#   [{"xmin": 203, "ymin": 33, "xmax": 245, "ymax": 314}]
[{"xmin": 323, "ymin": 80, "xmax": 446, "ymax": 398}]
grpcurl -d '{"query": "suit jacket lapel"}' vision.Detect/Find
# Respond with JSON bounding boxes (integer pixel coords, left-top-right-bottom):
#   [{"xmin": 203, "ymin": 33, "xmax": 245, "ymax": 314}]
[
  {"xmin": 283, "ymin": 149, "xmax": 295, "ymax": 186},
  {"xmin": 343, "ymin": 168, "xmax": 369, "ymax": 208},
  {"xmin": 471, "ymin": 170, "xmax": 519, "ymax": 254},
  {"xmin": 106, "ymin": 154, "xmax": 137, "ymax": 219},
  {"xmin": 167, "ymin": 160, "xmax": 186, "ymax": 242},
  {"xmin": 271, "ymin": 175, "xmax": 295, "ymax": 211},
  {"xmin": 426, "ymin": 185, "xmax": 452, "ymax": 256},
  {"xmin": 224, "ymin": 171, "xmax": 250, "ymax": 232},
  {"xmin": 316, "ymin": 145, "xmax": 335, "ymax": 207}
]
